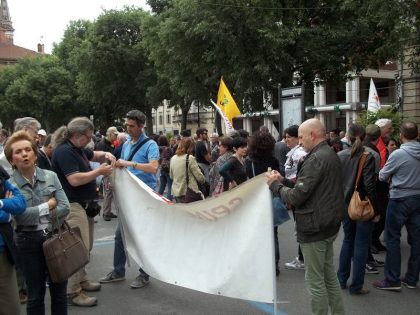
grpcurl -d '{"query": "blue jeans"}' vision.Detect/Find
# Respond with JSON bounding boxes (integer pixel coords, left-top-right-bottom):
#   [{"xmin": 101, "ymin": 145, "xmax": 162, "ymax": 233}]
[
  {"xmin": 384, "ymin": 196, "xmax": 420, "ymax": 286},
  {"xmin": 113, "ymin": 224, "xmax": 148, "ymax": 279},
  {"xmin": 337, "ymin": 215, "xmax": 373, "ymax": 293},
  {"xmin": 158, "ymin": 173, "xmax": 173, "ymax": 201},
  {"xmin": 15, "ymin": 231, "xmax": 67, "ymax": 315}
]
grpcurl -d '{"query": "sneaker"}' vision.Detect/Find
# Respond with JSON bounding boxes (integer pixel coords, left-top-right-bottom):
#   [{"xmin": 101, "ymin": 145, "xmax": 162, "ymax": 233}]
[
  {"xmin": 401, "ymin": 278, "xmax": 416, "ymax": 289},
  {"xmin": 372, "ymin": 279, "xmax": 401, "ymax": 291},
  {"xmin": 103, "ymin": 215, "xmax": 111, "ymax": 221},
  {"xmin": 284, "ymin": 257, "xmax": 305, "ymax": 270},
  {"xmin": 109, "ymin": 212, "xmax": 118, "ymax": 218},
  {"xmin": 80, "ymin": 280, "xmax": 101, "ymax": 292},
  {"xmin": 130, "ymin": 275, "xmax": 150, "ymax": 289},
  {"xmin": 365, "ymin": 264, "xmax": 379, "ymax": 274},
  {"xmin": 68, "ymin": 291, "xmax": 98, "ymax": 307},
  {"xmin": 367, "ymin": 259, "xmax": 385, "ymax": 268},
  {"xmin": 350, "ymin": 288, "xmax": 370, "ymax": 295},
  {"xmin": 99, "ymin": 272, "xmax": 125, "ymax": 284}
]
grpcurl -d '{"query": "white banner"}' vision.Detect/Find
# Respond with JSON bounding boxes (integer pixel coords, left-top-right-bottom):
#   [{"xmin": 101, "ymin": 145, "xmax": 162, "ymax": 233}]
[{"xmin": 113, "ymin": 169, "xmax": 276, "ymax": 303}]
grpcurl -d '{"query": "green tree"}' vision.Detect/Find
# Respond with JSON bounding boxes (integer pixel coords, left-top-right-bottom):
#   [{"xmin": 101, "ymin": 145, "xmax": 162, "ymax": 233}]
[
  {"xmin": 0, "ymin": 55, "xmax": 77, "ymax": 131},
  {"xmin": 144, "ymin": 0, "xmax": 417, "ymax": 116},
  {"xmin": 75, "ymin": 7, "xmax": 158, "ymax": 130},
  {"xmin": 357, "ymin": 108, "xmax": 404, "ymax": 140}
]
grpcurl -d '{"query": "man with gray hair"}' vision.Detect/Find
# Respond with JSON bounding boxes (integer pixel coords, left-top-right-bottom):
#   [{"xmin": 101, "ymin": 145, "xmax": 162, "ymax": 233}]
[
  {"xmin": 0, "ymin": 117, "xmax": 41, "ymax": 175},
  {"xmin": 0, "ymin": 129, "xmax": 8, "ymax": 154},
  {"xmin": 52, "ymin": 117, "xmax": 116, "ymax": 307},
  {"xmin": 371, "ymin": 118, "xmax": 393, "ymax": 253}
]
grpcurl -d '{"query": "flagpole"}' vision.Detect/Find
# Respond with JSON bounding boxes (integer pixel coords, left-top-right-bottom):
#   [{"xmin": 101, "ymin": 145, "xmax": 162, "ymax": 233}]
[{"xmin": 210, "ymin": 99, "xmax": 235, "ymax": 133}]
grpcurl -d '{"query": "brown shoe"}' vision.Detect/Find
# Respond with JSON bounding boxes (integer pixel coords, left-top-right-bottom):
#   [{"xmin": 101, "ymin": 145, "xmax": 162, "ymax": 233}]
[
  {"xmin": 68, "ymin": 291, "xmax": 97, "ymax": 307},
  {"xmin": 81, "ymin": 280, "xmax": 101, "ymax": 292},
  {"xmin": 350, "ymin": 288, "xmax": 370, "ymax": 295},
  {"xmin": 19, "ymin": 291, "xmax": 27, "ymax": 304}
]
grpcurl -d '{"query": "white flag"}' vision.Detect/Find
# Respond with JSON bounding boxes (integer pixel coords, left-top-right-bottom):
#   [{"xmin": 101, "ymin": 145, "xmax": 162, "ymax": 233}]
[{"xmin": 367, "ymin": 78, "xmax": 381, "ymax": 112}]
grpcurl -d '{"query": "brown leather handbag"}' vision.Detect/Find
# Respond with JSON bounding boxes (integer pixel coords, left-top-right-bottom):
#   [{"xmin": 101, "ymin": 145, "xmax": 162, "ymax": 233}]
[
  {"xmin": 43, "ymin": 213, "xmax": 89, "ymax": 283},
  {"xmin": 348, "ymin": 152, "xmax": 375, "ymax": 221},
  {"xmin": 183, "ymin": 155, "xmax": 205, "ymax": 203}
]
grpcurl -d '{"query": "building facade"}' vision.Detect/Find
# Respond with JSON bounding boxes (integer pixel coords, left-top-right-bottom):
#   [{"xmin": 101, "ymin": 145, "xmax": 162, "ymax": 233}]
[{"xmin": 0, "ymin": 0, "xmax": 42, "ymax": 67}]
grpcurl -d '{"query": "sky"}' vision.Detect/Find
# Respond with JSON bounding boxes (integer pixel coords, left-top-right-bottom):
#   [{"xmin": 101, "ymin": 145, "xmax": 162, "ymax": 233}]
[{"xmin": 8, "ymin": 0, "xmax": 149, "ymax": 53}]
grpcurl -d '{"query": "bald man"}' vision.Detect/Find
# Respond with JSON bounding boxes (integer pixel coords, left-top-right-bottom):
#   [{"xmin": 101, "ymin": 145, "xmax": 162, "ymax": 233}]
[{"xmin": 267, "ymin": 118, "xmax": 345, "ymax": 315}]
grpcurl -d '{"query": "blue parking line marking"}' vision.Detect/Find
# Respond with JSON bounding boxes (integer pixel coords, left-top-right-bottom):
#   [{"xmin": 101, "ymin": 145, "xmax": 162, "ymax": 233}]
[{"xmin": 248, "ymin": 301, "xmax": 288, "ymax": 315}]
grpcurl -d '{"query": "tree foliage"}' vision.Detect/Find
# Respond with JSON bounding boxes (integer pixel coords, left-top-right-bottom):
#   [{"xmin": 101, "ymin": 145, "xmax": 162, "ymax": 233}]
[
  {"xmin": 0, "ymin": 1, "xmax": 417, "ymax": 131},
  {"xmin": 357, "ymin": 108, "xmax": 404, "ymax": 140},
  {"xmin": 74, "ymin": 7, "xmax": 157, "ymax": 129},
  {"xmin": 0, "ymin": 55, "xmax": 77, "ymax": 131}
]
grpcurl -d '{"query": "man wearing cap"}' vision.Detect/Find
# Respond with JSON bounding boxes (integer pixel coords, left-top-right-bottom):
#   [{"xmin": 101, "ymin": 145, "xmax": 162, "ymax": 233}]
[
  {"xmin": 371, "ymin": 119, "xmax": 393, "ymax": 253},
  {"xmin": 95, "ymin": 127, "xmax": 119, "ymax": 221},
  {"xmin": 37, "ymin": 129, "xmax": 47, "ymax": 148}
]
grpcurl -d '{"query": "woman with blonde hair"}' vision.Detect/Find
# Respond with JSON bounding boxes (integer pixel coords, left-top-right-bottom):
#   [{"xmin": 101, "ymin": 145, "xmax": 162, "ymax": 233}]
[
  {"xmin": 170, "ymin": 137, "xmax": 205, "ymax": 203},
  {"xmin": 4, "ymin": 131, "xmax": 70, "ymax": 314}
]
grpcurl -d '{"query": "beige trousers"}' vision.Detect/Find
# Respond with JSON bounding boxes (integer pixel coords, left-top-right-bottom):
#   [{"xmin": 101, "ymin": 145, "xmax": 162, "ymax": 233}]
[{"xmin": 66, "ymin": 202, "xmax": 94, "ymax": 294}]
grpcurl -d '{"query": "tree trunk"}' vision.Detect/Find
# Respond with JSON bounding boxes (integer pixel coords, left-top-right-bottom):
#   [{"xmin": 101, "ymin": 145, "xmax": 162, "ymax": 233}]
[
  {"xmin": 145, "ymin": 108, "xmax": 154, "ymax": 136},
  {"xmin": 181, "ymin": 107, "xmax": 188, "ymax": 131}
]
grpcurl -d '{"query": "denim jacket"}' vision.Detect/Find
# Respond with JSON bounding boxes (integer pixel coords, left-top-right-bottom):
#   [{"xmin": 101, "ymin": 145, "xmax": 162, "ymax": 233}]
[{"xmin": 9, "ymin": 167, "xmax": 70, "ymax": 229}]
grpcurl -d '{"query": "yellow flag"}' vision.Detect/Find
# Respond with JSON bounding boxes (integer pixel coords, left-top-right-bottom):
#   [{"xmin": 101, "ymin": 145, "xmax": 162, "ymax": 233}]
[{"xmin": 216, "ymin": 78, "xmax": 241, "ymax": 123}]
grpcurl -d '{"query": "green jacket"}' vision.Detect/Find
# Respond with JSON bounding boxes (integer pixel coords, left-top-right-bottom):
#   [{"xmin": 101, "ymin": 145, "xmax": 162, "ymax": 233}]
[{"xmin": 270, "ymin": 141, "xmax": 344, "ymax": 243}]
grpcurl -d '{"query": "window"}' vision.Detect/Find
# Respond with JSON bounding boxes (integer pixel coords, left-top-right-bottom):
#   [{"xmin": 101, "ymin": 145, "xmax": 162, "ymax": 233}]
[
  {"xmin": 158, "ymin": 115, "xmax": 163, "ymax": 125},
  {"xmin": 167, "ymin": 114, "xmax": 171, "ymax": 124},
  {"xmin": 375, "ymin": 81, "xmax": 390, "ymax": 98}
]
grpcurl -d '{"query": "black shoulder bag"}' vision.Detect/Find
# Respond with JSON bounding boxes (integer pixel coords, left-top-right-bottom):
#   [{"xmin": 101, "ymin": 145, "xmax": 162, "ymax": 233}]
[{"xmin": 127, "ymin": 138, "xmax": 152, "ymax": 162}]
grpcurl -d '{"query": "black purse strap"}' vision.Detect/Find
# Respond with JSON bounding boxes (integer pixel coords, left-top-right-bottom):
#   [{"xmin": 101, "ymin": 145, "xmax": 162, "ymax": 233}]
[{"xmin": 127, "ymin": 138, "xmax": 151, "ymax": 161}]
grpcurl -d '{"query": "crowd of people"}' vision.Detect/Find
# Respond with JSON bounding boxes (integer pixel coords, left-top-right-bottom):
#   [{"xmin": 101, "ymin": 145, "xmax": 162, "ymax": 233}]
[{"xmin": 0, "ymin": 112, "xmax": 419, "ymax": 315}]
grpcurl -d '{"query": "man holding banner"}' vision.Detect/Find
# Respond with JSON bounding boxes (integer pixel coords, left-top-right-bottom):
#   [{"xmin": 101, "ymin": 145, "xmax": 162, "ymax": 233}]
[
  {"xmin": 100, "ymin": 110, "xmax": 159, "ymax": 289},
  {"xmin": 267, "ymin": 119, "xmax": 345, "ymax": 315}
]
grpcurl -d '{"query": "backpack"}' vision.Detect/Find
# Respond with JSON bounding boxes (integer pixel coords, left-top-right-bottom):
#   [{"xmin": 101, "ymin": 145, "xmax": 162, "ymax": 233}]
[{"xmin": 159, "ymin": 147, "xmax": 173, "ymax": 173}]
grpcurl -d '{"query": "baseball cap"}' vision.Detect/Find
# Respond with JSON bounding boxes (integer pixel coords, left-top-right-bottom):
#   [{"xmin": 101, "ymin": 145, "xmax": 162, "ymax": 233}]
[{"xmin": 37, "ymin": 129, "xmax": 47, "ymax": 137}]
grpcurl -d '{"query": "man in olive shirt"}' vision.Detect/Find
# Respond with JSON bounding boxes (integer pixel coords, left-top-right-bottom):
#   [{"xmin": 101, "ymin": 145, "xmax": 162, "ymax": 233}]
[{"xmin": 267, "ymin": 119, "xmax": 345, "ymax": 315}]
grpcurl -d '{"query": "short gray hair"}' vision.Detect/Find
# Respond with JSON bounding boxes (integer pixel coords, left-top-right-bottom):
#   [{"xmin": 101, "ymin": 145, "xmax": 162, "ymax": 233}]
[
  {"xmin": 375, "ymin": 118, "xmax": 392, "ymax": 128},
  {"xmin": 117, "ymin": 132, "xmax": 128, "ymax": 142},
  {"xmin": 14, "ymin": 117, "xmax": 41, "ymax": 132}
]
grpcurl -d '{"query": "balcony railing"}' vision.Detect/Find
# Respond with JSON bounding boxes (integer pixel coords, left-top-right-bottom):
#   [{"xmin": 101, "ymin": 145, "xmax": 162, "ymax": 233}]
[{"xmin": 172, "ymin": 111, "xmax": 214, "ymax": 124}]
